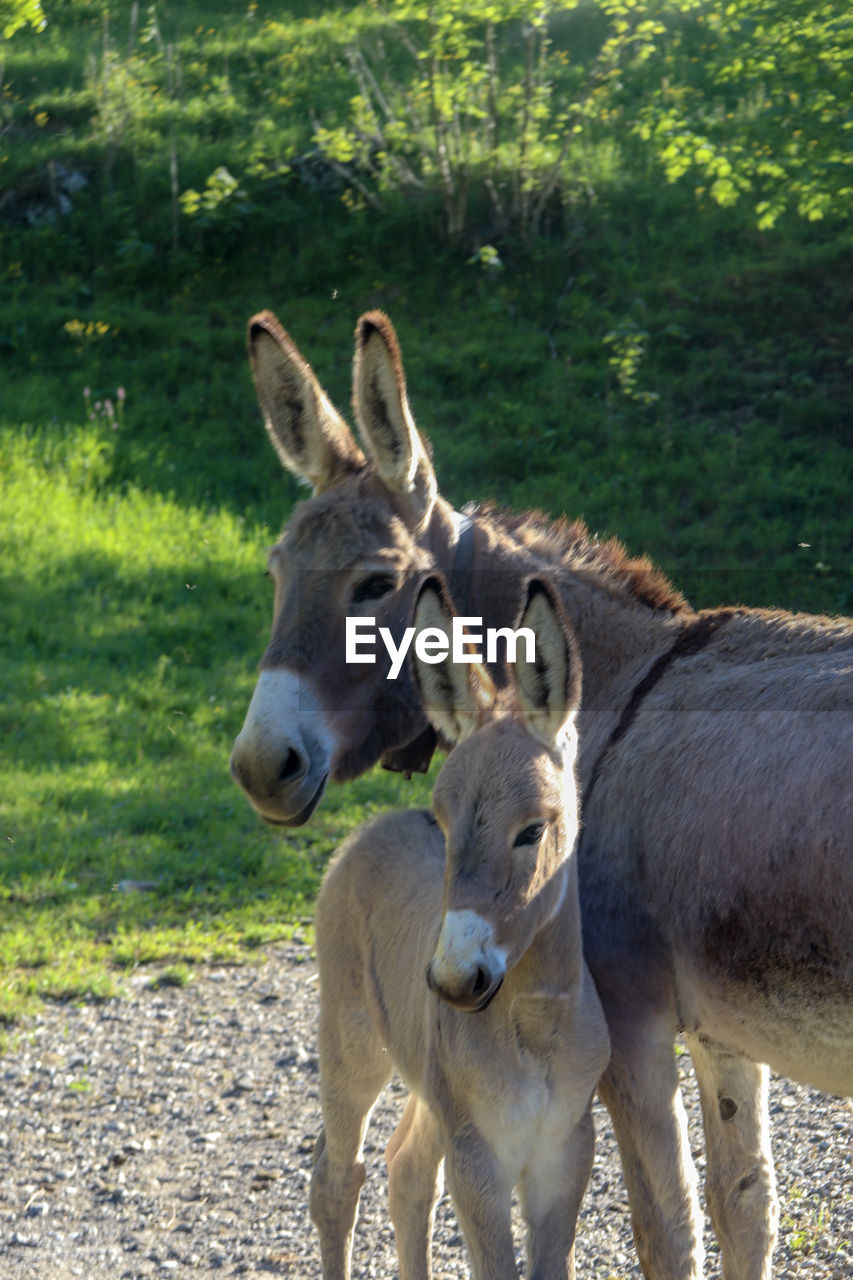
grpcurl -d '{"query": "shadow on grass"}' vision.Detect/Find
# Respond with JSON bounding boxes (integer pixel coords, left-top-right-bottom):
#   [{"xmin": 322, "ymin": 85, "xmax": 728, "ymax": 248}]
[{"xmin": 1, "ymin": 543, "xmax": 435, "ymax": 935}]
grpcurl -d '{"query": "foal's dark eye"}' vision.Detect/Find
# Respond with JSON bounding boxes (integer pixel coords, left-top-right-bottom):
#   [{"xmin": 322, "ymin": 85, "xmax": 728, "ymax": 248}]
[
  {"xmin": 352, "ymin": 572, "xmax": 397, "ymax": 604},
  {"xmin": 513, "ymin": 823, "xmax": 544, "ymax": 849}
]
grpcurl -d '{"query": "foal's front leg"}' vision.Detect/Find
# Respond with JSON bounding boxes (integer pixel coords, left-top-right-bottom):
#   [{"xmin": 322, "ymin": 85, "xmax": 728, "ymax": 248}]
[
  {"xmin": 519, "ymin": 1108, "xmax": 596, "ymax": 1280},
  {"xmin": 310, "ymin": 1004, "xmax": 392, "ymax": 1280},
  {"xmin": 685, "ymin": 1032, "xmax": 777, "ymax": 1280},
  {"xmin": 443, "ymin": 1125, "xmax": 518, "ymax": 1280}
]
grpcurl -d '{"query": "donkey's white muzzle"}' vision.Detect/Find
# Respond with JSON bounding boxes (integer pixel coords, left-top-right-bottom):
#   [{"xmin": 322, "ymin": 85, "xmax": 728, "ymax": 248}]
[{"xmin": 230, "ymin": 670, "xmax": 334, "ymax": 826}]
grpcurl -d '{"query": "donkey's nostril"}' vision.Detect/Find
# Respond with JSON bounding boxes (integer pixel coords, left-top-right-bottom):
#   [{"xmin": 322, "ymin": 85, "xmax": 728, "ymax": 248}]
[
  {"xmin": 278, "ymin": 748, "xmax": 305, "ymax": 784},
  {"xmin": 471, "ymin": 966, "xmax": 489, "ymax": 997}
]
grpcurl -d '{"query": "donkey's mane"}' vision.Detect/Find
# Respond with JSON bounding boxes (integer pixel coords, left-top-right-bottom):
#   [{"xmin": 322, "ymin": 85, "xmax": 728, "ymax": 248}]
[{"xmin": 469, "ymin": 501, "xmax": 692, "ymax": 616}]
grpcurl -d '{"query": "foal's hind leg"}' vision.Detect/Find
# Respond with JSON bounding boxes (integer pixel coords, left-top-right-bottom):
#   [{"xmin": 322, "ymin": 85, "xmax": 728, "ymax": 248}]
[
  {"xmin": 310, "ymin": 1002, "xmax": 392, "ymax": 1280},
  {"xmin": 386, "ymin": 1094, "xmax": 445, "ymax": 1280},
  {"xmin": 685, "ymin": 1032, "xmax": 777, "ymax": 1280}
]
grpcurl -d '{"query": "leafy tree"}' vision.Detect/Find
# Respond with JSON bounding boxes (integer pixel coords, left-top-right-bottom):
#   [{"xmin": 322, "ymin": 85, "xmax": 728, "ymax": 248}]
[
  {"xmin": 312, "ymin": 0, "xmax": 851, "ymax": 242},
  {"xmin": 313, "ymin": 0, "xmax": 580, "ymax": 243},
  {"xmin": 1, "ymin": 0, "xmax": 45, "ymax": 40},
  {"xmin": 612, "ymin": 0, "xmax": 853, "ymax": 228}
]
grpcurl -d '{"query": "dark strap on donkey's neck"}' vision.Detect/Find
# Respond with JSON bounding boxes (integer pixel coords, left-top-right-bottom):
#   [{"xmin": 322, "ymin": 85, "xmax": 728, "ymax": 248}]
[
  {"xmin": 380, "ymin": 510, "xmax": 476, "ymax": 779},
  {"xmin": 447, "ymin": 509, "xmax": 476, "ymax": 607},
  {"xmin": 579, "ymin": 607, "xmax": 738, "ymax": 823}
]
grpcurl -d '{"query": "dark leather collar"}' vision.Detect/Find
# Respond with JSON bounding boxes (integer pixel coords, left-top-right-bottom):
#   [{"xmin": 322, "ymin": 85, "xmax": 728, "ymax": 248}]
[{"xmin": 380, "ymin": 512, "xmax": 475, "ymax": 778}]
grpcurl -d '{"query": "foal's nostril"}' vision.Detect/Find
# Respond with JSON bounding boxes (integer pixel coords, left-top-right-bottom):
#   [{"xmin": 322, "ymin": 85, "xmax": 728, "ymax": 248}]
[
  {"xmin": 278, "ymin": 748, "xmax": 305, "ymax": 784},
  {"xmin": 471, "ymin": 966, "xmax": 489, "ymax": 998}
]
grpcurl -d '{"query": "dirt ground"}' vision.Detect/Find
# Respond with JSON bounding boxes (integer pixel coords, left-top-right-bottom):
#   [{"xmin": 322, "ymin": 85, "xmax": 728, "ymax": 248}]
[{"xmin": 1, "ymin": 941, "xmax": 850, "ymax": 1279}]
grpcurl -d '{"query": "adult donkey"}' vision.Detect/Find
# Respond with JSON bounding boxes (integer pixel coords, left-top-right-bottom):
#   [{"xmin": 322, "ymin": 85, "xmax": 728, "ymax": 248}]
[{"xmin": 230, "ymin": 310, "xmax": 853, "ymax": 1280}]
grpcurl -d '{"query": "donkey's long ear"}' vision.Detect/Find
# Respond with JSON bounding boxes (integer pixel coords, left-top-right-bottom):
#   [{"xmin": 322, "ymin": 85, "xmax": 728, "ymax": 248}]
[
  {"xmin": 412, "ymin": 577, "xmax": 496, "ymax": 746},
  {"xmin": 249, "ymin": 311, "xmax": 365, "ymax": 492},
  {"xmin": 512, "ymin": 579, "xmax": 582, "ymax": 749},
  {"xmin": 352, "ymin": 311, "xmax": 437, "ymax": 529}
]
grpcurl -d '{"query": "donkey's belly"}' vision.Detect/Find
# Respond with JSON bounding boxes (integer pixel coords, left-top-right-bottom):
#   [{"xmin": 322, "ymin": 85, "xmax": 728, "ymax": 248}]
[{"xmin": 676, "ymin": 958, "xmax": 853, "ymax": 1097}]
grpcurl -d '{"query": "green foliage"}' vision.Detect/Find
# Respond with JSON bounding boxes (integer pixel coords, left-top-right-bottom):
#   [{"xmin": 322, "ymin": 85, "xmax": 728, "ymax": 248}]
[
  {"xmin": 180, "ymin": 164, "xmax": 248, "ymax": 220},
  {"xmin": 1, "ymin": 0, "xmax": 44, "ymax": 41},
  {"xmin": 313, "ymin": 0, "xmax": 592, "ymax": 241},
  {"xmin": 0, "ymin": 0, "xmax": 850, "ymax": 1021},
  {"xmin": 307, "ymin": 0, "xmax": 852, "ymax": 242},
  {"xmin": 604, "ymin": 315, "xmax": 658, "ymax": 406},
  {"xmin": 619, "ymin": 0, "xmax": 853, "ymax": 226}
]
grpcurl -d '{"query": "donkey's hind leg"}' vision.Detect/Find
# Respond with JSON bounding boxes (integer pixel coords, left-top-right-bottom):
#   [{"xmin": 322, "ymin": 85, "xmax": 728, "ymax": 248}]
[
  {"xmin": 386, "ymin": 1094, "xmax": 445, "ymax": 1280},
  {"xmin": 685, "ymin": 1032, "xmax": 777, "ymax": 1280},
  {"xmin": 310, "ymin": 1002, "xmax": 392, "ymax": 1280},
  {"xmin": 596, "ymin": 1009, "xmax": 703, "ymax": 1279}
]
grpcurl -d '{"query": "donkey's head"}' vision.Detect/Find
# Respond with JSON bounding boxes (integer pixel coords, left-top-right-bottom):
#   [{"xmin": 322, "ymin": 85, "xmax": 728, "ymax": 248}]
[
  {"xmin": 414, "ymin": 577, "xmax": 582, "ymax": 1012},
  {"xmin": 230, "ymin": 311, "xmax": 464, "ymax": 826}
]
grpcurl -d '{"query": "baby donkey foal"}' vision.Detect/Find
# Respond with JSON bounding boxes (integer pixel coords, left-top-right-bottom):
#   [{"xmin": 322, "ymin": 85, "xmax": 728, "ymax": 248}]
[{"xmin": 310, "ymin": 578, "xmax": 610, "ymax": 1280}]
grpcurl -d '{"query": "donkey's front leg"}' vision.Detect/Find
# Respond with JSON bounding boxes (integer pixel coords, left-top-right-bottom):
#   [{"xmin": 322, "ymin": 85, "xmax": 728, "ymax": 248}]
[
  {"xmin": 386, "ymin": 1094, "xmax": 445, "ymax": 1280},
  {"xmin": 597, "ymin": 1011, "xmax": 704, "ymax": 1280},
  {"xmin": 444, "ymin": 1125, "xmax": 518, "ymax": 1280},
  {"xmin": 685, "ymin": 1032, "xmax": 777, "ymax": 1280},
  {"xmin": 520, "ymin": 1108, "xmax": 596, "ymax": 1280}
]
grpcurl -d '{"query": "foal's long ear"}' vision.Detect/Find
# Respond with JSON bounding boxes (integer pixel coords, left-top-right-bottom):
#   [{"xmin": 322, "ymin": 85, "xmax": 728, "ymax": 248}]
[
  {"xmin": 248, "ymin": 311, "xmax": 365, "ymax": 493},
  {"xmin": 352, "ymin": 311, "xmax": 437, "ymax": 530},
  {"xmin": 412, "ymin": 577, "xmax": 496, "ymax": 746},
  {"xmin": 511, "ymin": 579, "xmax": 582, "ymax": 749}
]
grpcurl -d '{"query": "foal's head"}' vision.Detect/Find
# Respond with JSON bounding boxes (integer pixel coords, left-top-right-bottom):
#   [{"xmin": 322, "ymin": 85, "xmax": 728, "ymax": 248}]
[{"xmin": 413, "ymin": 578, "xmax": 582, "ymax": 1012}]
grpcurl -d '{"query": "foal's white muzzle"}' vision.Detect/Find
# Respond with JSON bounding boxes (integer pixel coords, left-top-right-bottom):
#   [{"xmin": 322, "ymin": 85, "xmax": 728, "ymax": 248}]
[{"xmin": 426, "ymin": 909, "xmax": 507, "ymax": 1012}]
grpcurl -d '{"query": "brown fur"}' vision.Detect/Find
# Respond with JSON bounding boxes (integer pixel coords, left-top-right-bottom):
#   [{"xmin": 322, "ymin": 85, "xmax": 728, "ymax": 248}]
[
  {"xmin": 230, "ymin": 311, "xmax": 853, "ymax": 1280},
  {"xmin": 470, "ymin": 501, "xmax": 691, "ymax": 615}
]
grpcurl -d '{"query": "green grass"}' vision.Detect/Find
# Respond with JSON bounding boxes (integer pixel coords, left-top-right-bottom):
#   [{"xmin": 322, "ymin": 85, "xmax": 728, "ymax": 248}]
[
  {"xmin": 1, "ymin": 0, "xmax": 850, "ymax": 1022},
  {"xmin": 781, "ymin": 1182, "xmax": 850, "ymax": 1267},
  {"xmin": 0, "ymin": 421, "xmax": 434, "ymax": 1024}
]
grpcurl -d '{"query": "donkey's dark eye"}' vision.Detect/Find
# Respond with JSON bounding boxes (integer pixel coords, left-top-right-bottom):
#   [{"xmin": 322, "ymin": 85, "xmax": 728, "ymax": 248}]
[
  {"xmin": 352, "ymin": 573, "xmax": 397, "ymax": 604},
  {"xmin": 514, "ymin": 823, "xmax": 544, "ymax": 849}
]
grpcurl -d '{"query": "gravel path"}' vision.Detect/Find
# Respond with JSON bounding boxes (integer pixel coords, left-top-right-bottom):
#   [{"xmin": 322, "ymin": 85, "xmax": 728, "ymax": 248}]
[{"xmin": 1, "ymin": 941, "xmax": 850, "ymax": 1279}]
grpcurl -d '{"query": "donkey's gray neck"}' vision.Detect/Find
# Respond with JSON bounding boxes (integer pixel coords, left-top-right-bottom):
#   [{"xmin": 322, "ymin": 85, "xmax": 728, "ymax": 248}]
[
  {"xmin": 559, "ymin": 582, "xmax": 684, "ymax": 793},
  {"xmin": 457, "ymin": 506, "xmax": 686, "ymax": 793}
]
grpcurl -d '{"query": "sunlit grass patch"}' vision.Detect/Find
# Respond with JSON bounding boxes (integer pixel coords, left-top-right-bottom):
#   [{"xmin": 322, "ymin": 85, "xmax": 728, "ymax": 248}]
[{"xmin": 0, "ymin": 425, "xmax": 433, "ymax": 1020}]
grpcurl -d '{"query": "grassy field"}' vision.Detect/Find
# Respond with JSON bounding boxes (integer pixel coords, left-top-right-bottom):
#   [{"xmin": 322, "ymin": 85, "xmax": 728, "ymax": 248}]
[{"xmin": 1, "ymin": 0, "xmax": 850, "ymax": 1024}]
